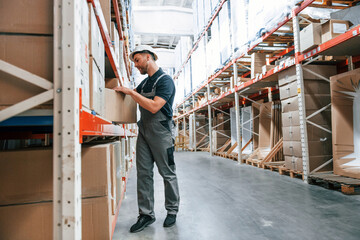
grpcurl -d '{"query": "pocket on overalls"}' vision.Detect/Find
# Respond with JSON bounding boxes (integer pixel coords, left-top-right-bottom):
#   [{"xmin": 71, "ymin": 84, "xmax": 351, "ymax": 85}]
[
  {"xmin": 160, "ymin": 120, "xmax": 171, "ymax": 132},
  {"xmin": 167, "ymin": 147, "xmax": 175, "ymax": 166}
]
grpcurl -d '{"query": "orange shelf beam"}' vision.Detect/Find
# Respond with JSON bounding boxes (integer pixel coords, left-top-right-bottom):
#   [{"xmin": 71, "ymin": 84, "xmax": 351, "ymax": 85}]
[{"xmin": 89, "ymin": 0, "xmax": 124, "ymax": 86}]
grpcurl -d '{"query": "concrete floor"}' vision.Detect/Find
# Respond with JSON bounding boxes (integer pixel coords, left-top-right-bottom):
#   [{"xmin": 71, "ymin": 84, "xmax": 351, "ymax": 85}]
[{"xmin": 113, "ymin": 152, "xmax": 360, "ymax": 240}]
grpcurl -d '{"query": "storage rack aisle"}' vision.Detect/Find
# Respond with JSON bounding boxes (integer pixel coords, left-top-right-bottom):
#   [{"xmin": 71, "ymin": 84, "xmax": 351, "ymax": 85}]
[
  {"xmin": 174, "ymin": 0, "xmax": 360, "ymax": 193},
  {"xmin": 0, "ymin": 0, "xmax": 137, "ymax": 239}
]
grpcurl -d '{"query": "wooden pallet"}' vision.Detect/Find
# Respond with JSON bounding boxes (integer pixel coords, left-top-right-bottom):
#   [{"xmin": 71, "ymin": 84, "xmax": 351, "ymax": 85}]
[
  {"xmin": 309, "ymin": 172, "xmax": 360, "ymax": 195},
  {"xmin": 262, "ymin": 161, "xmax": 285, "ymax": 171},
  {"xmin": 278, "ymin": 167, "xmax": 304, "ymax": 180}
]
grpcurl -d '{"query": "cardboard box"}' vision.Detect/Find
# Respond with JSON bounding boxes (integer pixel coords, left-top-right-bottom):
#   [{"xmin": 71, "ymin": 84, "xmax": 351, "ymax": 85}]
[
  {"xmin": 0, "ymin": 144, "xmax": 111, "ymax": 205},
  {"xmin": 110, "ymin": 142, "xmax": 122, "ymax": 214},
  {"xmin": 280, "ymin": 79, "xmax": 331, "ymax": 100},
  {"xmin": 105, "ymin": 78, "xmax": 121, "ymax": 89},
  {"xmin": 104, "ymin": 89, "xmax": 137, "ymax": 123},
  {"xmin": 0, "ymin": 33, "xmax": 89, "ymax": 108},
  {"xmin": 284, "ymin": 155, "xmax": 333, "ymax": 172},
  {"xmin": 0, "ymin": 0, "xmax": 53, "ymax": 34},
  {"xmin": 283, "ymin": 140, "xmax": 332, "ymax": 158},
  {"xmin": 251, "ymin": 53, "xmax": 267, "ymax": 79},
  {"xmin": 0, "ymin": 35, "xmax": 53, "ymax": 81},
  {"xmin": 285, "ymin": 156, "xmax": 303, "ymax": 172},
  {"xmin": 259, "ymin": 102, "xmax": 272, "ymax": 148},
  {"xmin": 330, "ymin": 68, "xmax": 360, "ymax": 179},
  {"xmin": 281, "ymin": 95, "xmax": 331, "ymax": 113},
  {"xmin": 262, "ymin": 65, "xmax": 274, "ymax": 75},
  {"xmin": 321, "ymin": 20, "xmax": 350, "ymax": 43},
  {"xmin": 278, "ymin": 65, "xmax": 337, "ymax": 86},
  {"xmin": 0, "ymin": 196, "xmax": 112, "ymax": 240},
  {"xmin": 90, "ymin": 57, "xmax": 105, "ymax": 116},
  {"xmin": 300, "ymin": 23, "xmax": 322, "ymax": 52},
  {"xmin": 89, "ymin": 3, "xmax": 105, "ymax": 76},
  {"xmin": 100, "ymin": 0, "xmax": 111, "ymax": 33},
  {"xmin": 111, "ymin": 22, "xmax": 120, "ymax": 64},
  {"xmin": 283, "ymin": 125, "xmax": 332, "ymax": 142}
]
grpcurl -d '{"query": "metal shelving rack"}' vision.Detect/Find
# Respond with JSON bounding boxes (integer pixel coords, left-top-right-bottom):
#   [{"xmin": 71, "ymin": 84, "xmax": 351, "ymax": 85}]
[
  {"xmin": 0, "ymin": 0, "xmax": 136, "ymax": 239},
  {"xmin": 174, "ymin": 0, "xmax": 360, "ymax": 182}
]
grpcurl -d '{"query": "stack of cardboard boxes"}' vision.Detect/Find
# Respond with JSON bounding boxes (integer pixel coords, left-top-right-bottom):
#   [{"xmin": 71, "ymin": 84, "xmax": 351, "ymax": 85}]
[
  {"xmin": 0, "ymin": 143, "xmax": 127, "ymax": 239},
  {"xmin": 0, "ymin": 1, "xmax": 55, "ymax": 109},
  {"xmin": 300, "ymin": 20, "xmax": 350, "ymax": 53},
  {"xmin": 279, "ymin": 65, "xmax": 336, "ymax": 172}
]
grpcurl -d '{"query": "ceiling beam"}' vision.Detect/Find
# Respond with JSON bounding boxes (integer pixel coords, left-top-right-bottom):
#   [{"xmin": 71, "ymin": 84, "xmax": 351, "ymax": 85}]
[{"xmin": 133, "ymin": 6, "xmax": 193, "ymax": 36}]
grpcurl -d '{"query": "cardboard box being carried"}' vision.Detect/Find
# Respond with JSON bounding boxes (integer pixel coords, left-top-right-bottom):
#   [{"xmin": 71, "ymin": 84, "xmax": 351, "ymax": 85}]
[
  {"xmin": 0, "ymin": 196, "xmax": 112, "ymax": 240},
  {"xmin": 330, "ymin": 68, "xmax": 360, "ymax": 179},
  {"xmin": 104, "ymin": 88, "xmax": 137, "ymax": 123}
]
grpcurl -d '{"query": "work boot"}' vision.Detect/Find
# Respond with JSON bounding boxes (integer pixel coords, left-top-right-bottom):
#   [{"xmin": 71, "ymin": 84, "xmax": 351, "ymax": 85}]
[
  {"xmin": 130, "ymin": 215, "xmax": 156, "ymax": 233},
  {"xmin": 163, "ymin": 214, "xmax": 176, "ymax": 227}
]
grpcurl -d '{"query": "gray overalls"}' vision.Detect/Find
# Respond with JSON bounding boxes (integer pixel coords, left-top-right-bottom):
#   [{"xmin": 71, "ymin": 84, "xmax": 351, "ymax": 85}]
[{"xmin": 136, "ymin": 73, "xmax": 180, "ymax": 218}]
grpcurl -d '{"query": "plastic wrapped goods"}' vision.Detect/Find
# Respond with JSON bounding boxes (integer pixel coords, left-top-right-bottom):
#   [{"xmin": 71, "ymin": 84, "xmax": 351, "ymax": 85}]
[
  {"xmin": 230, "ymin": 0, "xmax": 249, "ymax": 53},
  {"xmin": 247, "ymin": 0, "xmax": 301, "ymax": 47},
  {"xmin": 218, "ymin": 0, "xmax": 231, "ymax": 64}
]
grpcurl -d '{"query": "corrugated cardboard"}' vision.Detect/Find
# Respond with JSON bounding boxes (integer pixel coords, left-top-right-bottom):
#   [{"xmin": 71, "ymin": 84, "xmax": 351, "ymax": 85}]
[
  {"xmin": 104, "ymin": 89, "xmax": 137, "ymax": 123},
  {"xmin": 285, "ymin": 156, "xmax": 303, "ymax": 172},
  {"xmin": 259, "ymin": 102, "xmax": 272, "ymax": 148},
  {"xmin": 0, "ymin": 35, "xmax": 53, "ymax": 80},
  {"xmin": 278, "ymin": 65, "xmax": 337, "ymax": 86},
  {"xmin": 330, "ymin": 68, "xmax": 360, "ymax": 179},
  {"xmin": 279, "ymin": 81, "xmax": 298, "ymax": 101},
  {"xmin": 109, "ymin": 142, "xmax": 121, "ymax": 215},
  {"xmin": 90, "ymin": 57, "xmax": 105, "ymax": 116},
  {"xmin": 0, "ymin": 0, "xmax": 53, "ymax": 34},
  {"xmin": 111, "ymin": 22, "xmax": 120, "ymax": 64},
  {"xmin": 0, "ymin": 196, "xmax": 112, "ymax": 240},
  {"xmin": 300, "ymin": 23, "xmax": 322, "ymax": 52},
  {"xmin": 0, "ymin": 145, "xmax": 111, "ymax": 205},
  {"xmin": 89, "ymin": 3, "xmax": 105, "ymax": 76},
  {"xmin": 283, "ymin": 125, "xmax": 332, "ymax": 142},
  {"xmin": 284, "ymin": 155, "xmax": 333, "ymax": 172},
  {"xmin": 321, "ymin": 20, "xmax": 350, "ymax": 43},
  {"xmin": 281, "ymin": 95, "xmax": 331, "ymax": 113},
  {"xmin": 282, "ymin": 111, "xmax": 300, "ymax": 127},
  {"xmin": 280, "ymin": 79, "xmax": 331, "ymax": 100},
  {"xmin": 105, "ymin": 78, "xmax": 121, "ymax": 89},
  {"xmin": 283, "ymin": 140, "xmax": 332, "ymax": 158},
  {"xmin": 100, "ymin": 0, "xmax": 111, "ymax": 33},
  {"xmin": 251, "ymin": 53, "xmax": 267, "ymax": 79}
]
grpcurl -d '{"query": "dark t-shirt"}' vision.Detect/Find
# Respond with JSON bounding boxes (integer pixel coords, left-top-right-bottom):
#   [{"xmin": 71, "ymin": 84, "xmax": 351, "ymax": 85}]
[{"xmin": 136, "ymin": 68, "xmax": 175, "ymax": 119}]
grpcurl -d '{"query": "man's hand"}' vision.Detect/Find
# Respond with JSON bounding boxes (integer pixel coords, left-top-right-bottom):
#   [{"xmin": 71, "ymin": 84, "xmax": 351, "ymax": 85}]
[
  {"xmin": 113, "ymin": 86, "xmax": 133, "ymax": 95},
  {"xmin": 113, "ymin": 86, "xmax": 166, "ymax": 114}
]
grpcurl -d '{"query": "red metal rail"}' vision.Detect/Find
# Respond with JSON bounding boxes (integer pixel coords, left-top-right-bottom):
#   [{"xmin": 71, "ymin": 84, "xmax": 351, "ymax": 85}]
[
  {"xmin": 173, "ymin": 0, "xmax": 227, "ymax": 80},
  {"xmin": 89, "ymin": 0, "xmax": 124, "ymax": 86},
  {"xmin": 175, "ymin": 0, "xmax": 315, "ymax": 110},
  {"xmin": 298, "ymin": 25, "xmax": 360, "ymax": 62}
]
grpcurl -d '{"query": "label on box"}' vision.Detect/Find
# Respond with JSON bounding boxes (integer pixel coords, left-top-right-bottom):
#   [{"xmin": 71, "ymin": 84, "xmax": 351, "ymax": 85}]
[{"xmin": 333, "ymin": 23, "xmax": 347, "ymax": 34}]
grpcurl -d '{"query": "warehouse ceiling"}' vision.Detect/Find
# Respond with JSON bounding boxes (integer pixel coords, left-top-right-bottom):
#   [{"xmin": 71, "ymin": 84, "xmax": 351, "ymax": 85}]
[{"xmin": 132, "ymin": 0, "xmax": 194, "ymax": 49}]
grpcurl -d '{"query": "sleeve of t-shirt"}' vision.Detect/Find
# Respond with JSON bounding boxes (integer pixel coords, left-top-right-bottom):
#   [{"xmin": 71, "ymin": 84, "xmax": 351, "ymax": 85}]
[
  {"xmin": 155, "ymin": 76, "xmax": 175, "ymax": 102},
  {"xmin": 136, "ymin": 81, "xmax": 143, "ymax": 93}
]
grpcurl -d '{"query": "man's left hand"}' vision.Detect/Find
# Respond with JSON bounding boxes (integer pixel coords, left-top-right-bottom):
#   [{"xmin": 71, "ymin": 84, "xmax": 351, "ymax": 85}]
[{"xmin": 113, "ymin": 86, "xmax": 133, "ymax": 95}]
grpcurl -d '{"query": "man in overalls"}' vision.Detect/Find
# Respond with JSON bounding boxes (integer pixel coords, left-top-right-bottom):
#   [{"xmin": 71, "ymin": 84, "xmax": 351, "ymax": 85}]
[{"xmin": 114, "ymin": 45, "xmax": 180, "ymax": 233}]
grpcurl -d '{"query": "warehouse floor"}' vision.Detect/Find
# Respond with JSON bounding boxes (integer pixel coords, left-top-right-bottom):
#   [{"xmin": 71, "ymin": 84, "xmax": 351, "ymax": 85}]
[{"xmin": 113, "ymin": 152, "xmax": 360, "ymax": 240}]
